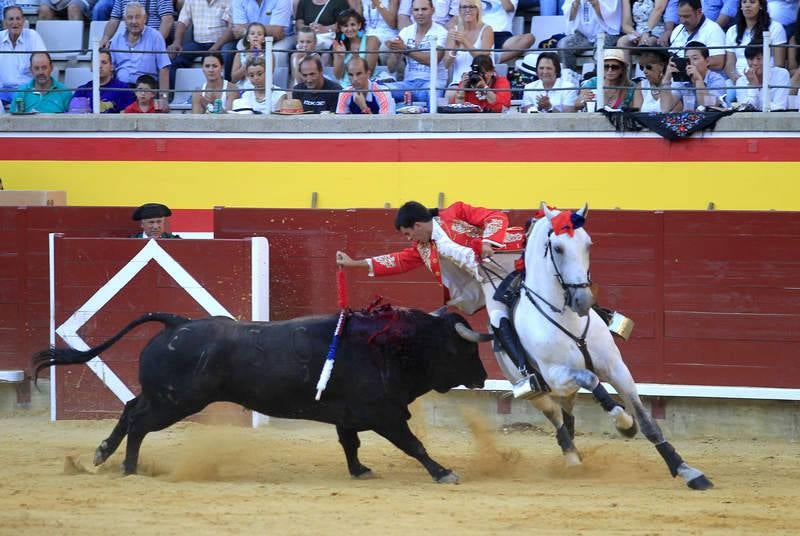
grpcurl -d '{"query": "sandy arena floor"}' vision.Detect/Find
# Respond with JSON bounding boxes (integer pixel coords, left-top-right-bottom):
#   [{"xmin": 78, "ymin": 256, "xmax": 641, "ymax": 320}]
[{"xmin": 1, "ymin": 406, "xmax": 799, "ymax": 535}]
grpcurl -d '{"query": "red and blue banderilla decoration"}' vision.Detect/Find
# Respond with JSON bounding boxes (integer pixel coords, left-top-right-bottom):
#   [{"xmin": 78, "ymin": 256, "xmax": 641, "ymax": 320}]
[{"xmin": 315, "ymin": 268, "xmax": 349, "ymax": 401}]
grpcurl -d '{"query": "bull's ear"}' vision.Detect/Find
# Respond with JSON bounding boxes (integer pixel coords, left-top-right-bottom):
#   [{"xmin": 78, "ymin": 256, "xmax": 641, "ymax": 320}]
[
  {"xmin": 428, "ymin": 305, "xmax": 448, "ymax": 317},
  {"xmin": 576, "ymin": 203, "xmax": 589, "ymax": 220}
]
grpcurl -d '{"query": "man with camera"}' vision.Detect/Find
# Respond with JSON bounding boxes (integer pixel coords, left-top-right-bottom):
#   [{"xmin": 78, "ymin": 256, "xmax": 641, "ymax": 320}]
[
  {"xmin": 660, "ymin": 40, "xmax": 726, "ymax": 111},
  {"xmin": 667, "ymin": 0, "xmax": 725, "ymax": 71},
  {"xmin": 446, "ymin": 54, "xmax": 511, "ymax": 112}
]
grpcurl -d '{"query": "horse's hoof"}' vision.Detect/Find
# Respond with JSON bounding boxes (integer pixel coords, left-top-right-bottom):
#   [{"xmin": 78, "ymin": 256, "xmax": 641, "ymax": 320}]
[
  {"xmin": 687, "ymin": 474, "xmax": 714, "ymax": 490},
  {"xmin": 564, "ymin": 451, "xmax": 582, "ymax": 467},
  {"xmin": 93, "ymin": 448, "xmax": 106, "ymax": 466},
  {"xmin": 351, "ymin": 469, "xmax": 375, "ymax": 480},
  {"xmin": 611, "ymin": 406, "xmax": 636, "ymax": 437},
  {"xmin": 436, "ymin": 471, "xmax": 460, "ymax": 484},
  {"xmin": 617, "ymin": 419, "xmax": 638, "ymax": 438}
]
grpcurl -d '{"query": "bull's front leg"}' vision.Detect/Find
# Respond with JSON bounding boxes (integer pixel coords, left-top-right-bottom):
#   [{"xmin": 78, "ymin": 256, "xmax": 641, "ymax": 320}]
[
  {"xmin": 336, "ymin": 426, "xmax": 374, "ymax": 479},
  {"xmin": 373, "ymin": 421, "xmax": 457, "ymax": 483}
]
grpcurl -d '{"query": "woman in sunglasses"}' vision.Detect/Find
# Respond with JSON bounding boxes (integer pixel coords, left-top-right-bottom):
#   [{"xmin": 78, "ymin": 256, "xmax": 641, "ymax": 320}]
[
  {"xmin": 575, "ymin": 49, "xmax": 635, "ymax": 111},
  {"xmin": 632, "ymin": 48, "xmax": 669, "ymax": 111}
]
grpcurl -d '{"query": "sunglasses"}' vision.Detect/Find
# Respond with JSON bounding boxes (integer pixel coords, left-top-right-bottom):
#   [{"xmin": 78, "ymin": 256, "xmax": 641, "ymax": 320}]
[
  {"xmin": 639, "ymin": 63, "xmax": 655, "ymax": 71},
  {"xmin": 604, "ymin": 63, "xmax": 622, "ymax": 71}
]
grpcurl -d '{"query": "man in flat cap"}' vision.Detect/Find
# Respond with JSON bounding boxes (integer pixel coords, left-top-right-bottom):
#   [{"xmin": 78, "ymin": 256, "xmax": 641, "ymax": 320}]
[{"xmin": 131, "ymin": 203, "xmax": 181, "ymax": 239}]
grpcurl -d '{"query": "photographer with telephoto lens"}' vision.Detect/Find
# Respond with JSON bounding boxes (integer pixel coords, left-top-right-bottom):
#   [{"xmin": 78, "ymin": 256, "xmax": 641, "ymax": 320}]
[{"xmin": 445, "ymin": 54, "xmax": 511, "ymax": 112}]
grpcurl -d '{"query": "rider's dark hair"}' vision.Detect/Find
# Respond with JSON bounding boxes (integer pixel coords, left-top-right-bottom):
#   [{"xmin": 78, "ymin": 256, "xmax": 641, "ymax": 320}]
[{"xmin": 395, "ymin": 201, "xmax": 438, "ymax": 230}]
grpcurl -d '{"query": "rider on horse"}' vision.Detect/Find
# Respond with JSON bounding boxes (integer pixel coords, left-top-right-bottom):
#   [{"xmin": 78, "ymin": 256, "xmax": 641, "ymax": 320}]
[{"xmin": 335, "ymin": 200, "xmax": 628, "ymax": 398}]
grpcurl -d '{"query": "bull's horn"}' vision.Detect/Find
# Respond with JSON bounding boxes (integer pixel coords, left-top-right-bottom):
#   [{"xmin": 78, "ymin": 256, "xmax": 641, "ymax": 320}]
[
  {"xmin": 429, "ymin": 305, "xmax": 448, "ymax": 317},
  {"xmin": 577, "ymin": 203, "xmax": 589, "ymax": 219},
  {"xmin": 454, "ymin": 323, "xmax": 493, "ymax": 343},
  {"xmin": 541, "ymin": 201, "xmax": 555, "ymax": 221}
]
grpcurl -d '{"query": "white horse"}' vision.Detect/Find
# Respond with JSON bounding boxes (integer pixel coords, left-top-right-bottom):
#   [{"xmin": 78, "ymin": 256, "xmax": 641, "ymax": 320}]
[{"xmin": 512, "ymin": 203, "xmax": 713, "ymax": 490}]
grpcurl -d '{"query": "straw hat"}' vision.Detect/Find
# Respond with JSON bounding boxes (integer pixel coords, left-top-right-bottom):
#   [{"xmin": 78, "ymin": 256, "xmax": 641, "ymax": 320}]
[
  {"xmin": 275, "ymin": 99, "xmax": 309, "ymax": 115},
  {"xmin": 603, "ymin": 49, "xmax": 628, "ymax": 65}
]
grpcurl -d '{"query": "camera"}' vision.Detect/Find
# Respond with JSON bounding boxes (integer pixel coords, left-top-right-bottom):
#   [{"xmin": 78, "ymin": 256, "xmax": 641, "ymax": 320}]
[
  {"xmin": 467, "ymin": 67, "xmax": 483, "ymax": 87},
  {"xmin": 671, "ymin": 55, "xmax": 690, "ymax": 82}
]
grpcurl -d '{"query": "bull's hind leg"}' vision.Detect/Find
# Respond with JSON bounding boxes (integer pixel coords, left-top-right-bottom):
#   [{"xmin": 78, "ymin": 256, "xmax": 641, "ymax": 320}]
[
  {"xmin": 94, "ymin": 396, "xmax": 139, "ymax": 466},
  {"xmin": 336, "ymin": 426, "xmax": 374, "ymax": 479},
  {"xmin": 373, "ymin": 421, "xmax": 457, "ymax": 483},
  {"xmin": 528, "ymin": 394, "xmax": 581, "ymax": 466},
  {"xmin": 122, "ymin": 396, "xmax": 202, "ymax": 475},
  {"xmin": 605, "ymin": 363, "xmax": 713, "ymax": 491}
]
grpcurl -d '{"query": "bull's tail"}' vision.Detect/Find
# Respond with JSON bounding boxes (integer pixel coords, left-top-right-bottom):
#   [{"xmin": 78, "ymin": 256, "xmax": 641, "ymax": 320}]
[{"xmin": 32, "ymin": 313, "xmax": 191, "ymax": 383}]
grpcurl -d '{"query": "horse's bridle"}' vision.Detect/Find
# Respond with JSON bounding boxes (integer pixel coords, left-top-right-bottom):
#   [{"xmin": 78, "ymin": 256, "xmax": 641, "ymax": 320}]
[{"xmin": 543, "ymin": 230, "xmax": 593, "ymax": 311}]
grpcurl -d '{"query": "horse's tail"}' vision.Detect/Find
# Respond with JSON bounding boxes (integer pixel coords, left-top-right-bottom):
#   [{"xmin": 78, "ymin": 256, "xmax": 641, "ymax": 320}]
[{"xmin": 31, "ymin": 313, "xmax": 191, "ymax": 384}]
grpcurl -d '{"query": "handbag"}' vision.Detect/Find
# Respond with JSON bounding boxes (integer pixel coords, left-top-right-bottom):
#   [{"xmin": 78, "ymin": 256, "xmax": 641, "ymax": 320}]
[{"xmin": 312, "ymin": 0, "xmax": 336, "ymax": 49}]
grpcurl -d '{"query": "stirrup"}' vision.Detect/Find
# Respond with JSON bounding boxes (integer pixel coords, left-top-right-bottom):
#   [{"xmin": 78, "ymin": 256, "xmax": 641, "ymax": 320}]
[
  {"xmin": 608, "ymin": 311, "xmax": 635, "ymax": 341},
  {"xmin": 511, "ymin": 373, "xmax": 547, "ymax": 400}
]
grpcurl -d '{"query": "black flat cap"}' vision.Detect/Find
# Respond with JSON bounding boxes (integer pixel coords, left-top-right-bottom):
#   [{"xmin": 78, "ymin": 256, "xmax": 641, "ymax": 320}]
[{"xmin": 132, "ymin": 203, "xmax": 172, "ymax": 221}]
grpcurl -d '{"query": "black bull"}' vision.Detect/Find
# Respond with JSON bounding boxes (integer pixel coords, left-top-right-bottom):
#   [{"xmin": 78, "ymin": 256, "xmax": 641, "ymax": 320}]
[{"xmin": 33, "ymin": 308, "xmax": 489, "ymax": 483}]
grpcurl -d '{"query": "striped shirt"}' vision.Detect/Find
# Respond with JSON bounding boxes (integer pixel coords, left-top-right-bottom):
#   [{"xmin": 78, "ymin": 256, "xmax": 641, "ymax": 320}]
[
  {"xmin": 178, "ymin": 0, "xmax": 232, "ymax": 44},
  {"xmin": 336, "ymin": 81, "xmax": 395, "ymax": 114},
  {"xmin": 111, "ymin": 0, "xmax": 174, "ymax": 29}
]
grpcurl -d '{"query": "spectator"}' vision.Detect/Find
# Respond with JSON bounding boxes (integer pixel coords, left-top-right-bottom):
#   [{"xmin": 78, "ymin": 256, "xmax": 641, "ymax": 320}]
[
  {"xmin": 724, "ymin": 0, "xmax": 786, "ymax": 83},
  {"xmin": 332, "ymin": 9, "xmax": 380, "ymax": 86},
  {"xmin": 668, "ymin": 0, "xmax": 725, "ymax": 70},
  {"xmin": 336, "ymin": 55, "xmax": 395, "ymax": 112},
  {"xmin": 289, "ymin": 25, "xmax": 319, "ymax": 86},
  {"xmin": 131, "ymin": 203, "xmax": 181, "ymax": 238},
  {"xmin": 660, "ymin": 40, "xmax": 726, "ymax": 110},
  {"xmin": 292, "ymin": 53, "xmax": 342, "ymax": 112},
  {"xmin": 123, "ymin": 73, "xmax": 164, "ymax": 111},
  {"xmin": 631, "ymin": 46, "xmax": 670, "ymax": 110},
  {"xmin": 11, "ymin": 52, "xmax": 73, "ymax": 113},
  {"xmin": 386, "ymin": 0, "xmax": 447, "ymax": 108},
  {"xmin": 398, "ymin": 0, "xmax": 456, "ymax": 28},
  {"xmin": 617, "ymin": 0, "xmax": 667, "ymax": 50},
  {"xmin": 295, "ymin": 0, "xmax": 351, "ymax": 42},
  {"xmin": 232, "ymin": 0, "xmax": 294, "ymax": 69},
  {"xmin": 362, "ymin": 0, "xmax": 400, "ymax": 49},
  {"xmin": 767, "ymin": 0, "xmax": 798, "ymax": 37},
  {"xmin": 735, "ymin": 43, "xmax": 790, "ymax": 108},
  {"xmin": 0, "ymin": 5, "xmax": 47, "ymax": 105},
  {"xmin": 575, "ymin": 48, "xmax": 635, "ymax": 109},
  {"xmin": 521, "ymin": 51, "xmax": 578, "ymax": 111},
  {"xmin": 481, "ymin": 0, "xmax": 534, "ymax": 63},
  {"xmin": 232, "ymin": 21, "xmax": 267, "ymax": 86},
  {"xmin": 39, "ymin": 0, "xmax": 98, "ymax": 21},
  {"xmin": 443, "ymin": 0, "xmax": 494, "ymax": 86},
  {"xmin": 192, "ymin": 51, "xmax": 238, "ymax": 112},
  {"xmin": 560, "ymin": 0, "xmax": 623, "ymax": 72},
  {"xmin": 70, "ymin": 50, "xmax": 136, "ymax": 112},
  {"xmin": 100, "ymin": 0, "xmax": 175, "ymax": 47},
  {"xmin": 231, "ymin": 56, "xmax": 288, "ymax": 112},
  {"xmin": 168, "ymin": 0, "xmax": 236, "ymax": 89},
  {"xmin": 110, "ymin": 2, "xmax": 172, "ymax": 99},
  {"xmin": 445, "ymin": 53, "xmax": 511, "ymax": 111}
]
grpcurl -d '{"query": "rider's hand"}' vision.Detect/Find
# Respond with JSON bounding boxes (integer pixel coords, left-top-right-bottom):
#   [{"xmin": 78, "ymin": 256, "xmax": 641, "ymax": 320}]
[
  {"xmin": 480, "ymin": 242, "xmax": 494, "ymax": 259},
  {"xmin": 336, "ymin": 251, "xmax": 354, "ymax": 266}
]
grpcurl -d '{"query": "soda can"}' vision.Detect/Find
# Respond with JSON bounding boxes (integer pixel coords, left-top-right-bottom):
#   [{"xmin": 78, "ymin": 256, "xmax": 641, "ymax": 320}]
[
  {"xmin": 403, "ymin": 91, "xmax": 412, "ymax": 106},
  {"xmin": 213, "ymin": 98, "xmax": 223, "ymax": 114},
  {"xmin": 14, "ymin": 97, "xmax": 25, "ymax": 113}
]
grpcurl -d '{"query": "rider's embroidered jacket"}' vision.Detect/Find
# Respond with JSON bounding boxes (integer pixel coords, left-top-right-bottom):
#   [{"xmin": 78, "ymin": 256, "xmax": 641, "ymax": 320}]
[{"xmin": 367, "ymin": 202, "xmax": 517, "ymax": 288}]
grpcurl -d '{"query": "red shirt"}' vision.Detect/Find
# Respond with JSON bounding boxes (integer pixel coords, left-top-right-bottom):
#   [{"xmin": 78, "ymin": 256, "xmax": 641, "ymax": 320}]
[
  {"xmin": 451, "ymin": 75, "xmax": 512, "ymax": 113},
  {"xmin": 123, "ymin": 101, "xmax": 157, "ymax": 113}
]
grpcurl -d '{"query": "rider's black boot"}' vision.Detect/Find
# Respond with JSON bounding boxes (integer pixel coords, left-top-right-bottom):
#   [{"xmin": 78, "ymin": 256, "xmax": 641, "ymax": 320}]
[{"xmin": 494, "ymin": 317, "xmax": 530, "ymax": 374}]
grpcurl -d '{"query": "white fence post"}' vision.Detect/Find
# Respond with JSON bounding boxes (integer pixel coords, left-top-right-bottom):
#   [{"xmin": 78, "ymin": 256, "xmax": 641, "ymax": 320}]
[
  {"xmin": 265, "ymin": 37, "xmax": 274, "ymax": 115},
  {"xmin": 596, "ymin": 33, "xmax": 605, "ymax": 110},
  {"xmin": 761, "ymin": 31, "xmax": 771, "ymax": 113},
  {"xmin": 429, "ymin": 44, "xmax": 437, "ymax": 114},
  {"xmin": 91, "ymin": 39, "xmax": 100, "ymax": 115}
]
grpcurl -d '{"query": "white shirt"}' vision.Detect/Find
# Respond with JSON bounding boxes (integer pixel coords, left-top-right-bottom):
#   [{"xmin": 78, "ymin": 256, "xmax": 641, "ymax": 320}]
[
  {"xmin": 669, "ymin": 17, "xmax": 725, "ymax": 57},
  {"xmin": 482, "ymin": 0, "xmax": 518, "ymax": 33},
  {"xmin": 0, "ymin": 29, "xmax": 47, "ymax": 89},
  {"xmin": 735, "ymin": 66, "xmax": 791, "ymax": 111},
  {"xmin": 767, "ymin": 0, "xmax": 799, "ymax": 25},
  {"xmin": 725, "ymin": 21, "xmax": 787, "ymax": 75},
  {"xmin": 522, "ymin": 77, "xmax": 578, "ymax": 111},
  {"xmin": 638, "ymin": 78, "xmax": 662, "ymax": 112},
  {"xmin": 398, "ymin": 22, "xmax": 448, "ymax": 86},
  {"xmin": 363, "ymin": 0, "xmax": 399, "ymax": 43},
  {"xmin": 431, "ymin": 219, "xmax": 484, "ymax": 314},
  {"xmin": 233, "ymin": 86, "xmax": 286, "ymax": 112},
  {"xmin": 563, "ymin": 0, "xmax": 622, "ymax": 40}
]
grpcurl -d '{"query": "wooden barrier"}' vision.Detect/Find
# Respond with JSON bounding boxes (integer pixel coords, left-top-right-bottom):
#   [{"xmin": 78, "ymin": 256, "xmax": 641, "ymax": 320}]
[
  {"xmin": 50, "ymin": 236, "xmax": 268, "ymax": 420},
  {"xmin": 214, "ymin": 208, "xmax": 800, "ymax": 390}
]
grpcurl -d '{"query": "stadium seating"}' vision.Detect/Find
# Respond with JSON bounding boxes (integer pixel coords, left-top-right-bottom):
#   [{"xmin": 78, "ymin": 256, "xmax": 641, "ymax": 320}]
[
  {"xmin": 35, "ymin": 20, "xmax": 83, "ymax": 61},
  {"xmin": 171, "ymin": 68, "xmax": 206, "ymax": 111},
  {"xmin": 530, "ymin": 15, "xmax": 566, "ymax": 44},
  {"xmin": 64, "ymin": 67, "xmax": 92, "ymax": 90}
]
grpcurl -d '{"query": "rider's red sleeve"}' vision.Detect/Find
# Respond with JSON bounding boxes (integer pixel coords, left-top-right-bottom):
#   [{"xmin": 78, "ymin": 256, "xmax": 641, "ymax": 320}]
[
  {"xmin": 441, "ymin": 201, "xmax": 509, "ymax": 247},
  {"xmin": 369, "ymin": 246, "xmax": 425, "ymax": 277}
]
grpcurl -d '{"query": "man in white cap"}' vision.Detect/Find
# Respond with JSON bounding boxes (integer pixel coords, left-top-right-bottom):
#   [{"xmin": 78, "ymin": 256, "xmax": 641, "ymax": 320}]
[{"xmin": 131, "ymin": 203, "xmax": 181, "ymax": 238}]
